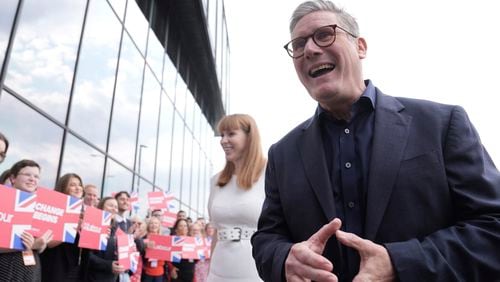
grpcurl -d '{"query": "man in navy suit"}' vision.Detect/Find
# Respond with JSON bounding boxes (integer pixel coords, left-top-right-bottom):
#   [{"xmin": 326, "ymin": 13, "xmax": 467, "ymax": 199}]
[{"xmin": 251, "ymin": 1, "xmax": 500, "ymax": 281}]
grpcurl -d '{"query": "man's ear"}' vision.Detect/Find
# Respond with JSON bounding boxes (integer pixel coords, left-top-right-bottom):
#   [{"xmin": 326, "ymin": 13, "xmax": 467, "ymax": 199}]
[{"xmin": 357, "ymin": 37, "xmax": 367, "ymax": 59}]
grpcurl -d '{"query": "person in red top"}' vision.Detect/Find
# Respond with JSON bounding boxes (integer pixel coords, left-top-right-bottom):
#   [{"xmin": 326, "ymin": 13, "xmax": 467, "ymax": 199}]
[{"xmin": 142, "ymin": 216, "xmax": 167, "ymax": 282}]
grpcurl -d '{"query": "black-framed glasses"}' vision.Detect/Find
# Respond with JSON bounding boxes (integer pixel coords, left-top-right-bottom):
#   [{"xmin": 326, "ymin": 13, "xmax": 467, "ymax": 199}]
[{"xmin": 284, "ymin": 24, "xmax": 357, "ymax": 58}]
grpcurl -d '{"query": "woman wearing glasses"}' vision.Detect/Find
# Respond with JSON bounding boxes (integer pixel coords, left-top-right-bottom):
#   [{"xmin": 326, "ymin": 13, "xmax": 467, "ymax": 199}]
[{"xmin": 0, "ymin": 159, "xmax": 53, "ymax": 282}]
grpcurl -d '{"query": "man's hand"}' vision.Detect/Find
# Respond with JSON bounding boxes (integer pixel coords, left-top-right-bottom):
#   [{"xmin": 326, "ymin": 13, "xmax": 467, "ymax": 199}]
[
  {"xmin": 336, "ymin": 230, "xmax": 395, "ymax": 282},
  {"xmin": 285, "ymin": 218, "xmax": 342, "ymax": 282}
]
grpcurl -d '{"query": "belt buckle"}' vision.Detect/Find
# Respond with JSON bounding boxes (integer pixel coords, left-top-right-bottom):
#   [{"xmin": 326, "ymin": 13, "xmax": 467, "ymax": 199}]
[{"xmin": 232, "ymin": 227, "xmax": 242, "ymax": 242}]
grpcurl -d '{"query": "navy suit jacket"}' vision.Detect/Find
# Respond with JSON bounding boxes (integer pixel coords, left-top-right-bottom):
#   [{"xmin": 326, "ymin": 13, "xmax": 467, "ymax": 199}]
[{"xmin": 251, "ymin": 88, "xmax": 500, "ymax": 281}]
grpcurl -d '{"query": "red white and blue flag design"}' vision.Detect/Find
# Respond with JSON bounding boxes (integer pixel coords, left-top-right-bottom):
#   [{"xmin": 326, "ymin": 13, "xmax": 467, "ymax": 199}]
[
  {"xmin": 31, "ymin": 188, "xmax": 83, "ymax": 243},
  {"xmin": 175, "ymin": 236, "xmax": 197, "ymax": 260},
  {"xmin": 129, "ymin": 191, "xmax": 140, "ymax": 214},
  {"xmin": 195, "ymin": 236, "xmax": 207, "ymax": 260},
  {"xmin": 0, "ymin": 184, "xmax": 36, "ymax": 250},
  {"xmin": 145, "ymin": 234, "xmax": 182, "ymax": 263},
  {"xmin": 79, "ymin": 206, "xmax": 112, "ymax": 250}
]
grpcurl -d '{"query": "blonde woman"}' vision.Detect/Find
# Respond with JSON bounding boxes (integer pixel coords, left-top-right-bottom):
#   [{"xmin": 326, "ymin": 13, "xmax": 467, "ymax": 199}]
[{"xmin": 206, "ymin": 114, "xmax": 266, "ymax": 282}]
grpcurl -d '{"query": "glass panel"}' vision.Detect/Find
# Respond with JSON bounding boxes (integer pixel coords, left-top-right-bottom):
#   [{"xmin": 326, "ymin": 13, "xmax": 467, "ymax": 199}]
[
  {"xmin": 69, "ymin": 0, "xmax": 122, "ymax": 150},
  {"xmin": 135, "ymin": 178, "xmax": 152, "ymax": 217},
  {"xmin": 163, "ymin": 55, "xmax": 177, "ymax": 102},
  {"xmin": 155, "ymin": 91, "xmax": 174, "ymax": 190},
  {"xmin": 107, "ymin": 0, "xmax": 126, "ymax": 21},
  {"xmin": 0, "ymin": 0, "xmax": 19, "ymax": 71},
  {"xmin": 184, "ymin": 89, "xmax": 194, "ymax": 133},
  {"xmin": 146, "ymin": 28, "xmax": 164, "ymax": 82},
  {"xmin": 169, "ymin": 111, "xmax": 184, "ymax": 199},
  {"xmin": 60, "ymin": 134, "xmax": 104, "ymax": 188},
  {"xmin": 108, "ymin": 33, "xmax": 143, "ymax": 169},
  {"xmin": 103, "ymin": 157, "xmax": 133, "ymax": 196},
  {"xmin": 0, "ymin": 91, "xmax": 63, "ymax": 188},
  {"xmin": 174, "ymin": 76, "xmax": 187, "ymax": 119},
  {"xmin": 136, "ymin": 67, "xmax": 160, "ymax": 184},
  {"xmin": 181, "ymin": 133, "xmax": 193, "ymax": 204},
  {"xmin": 124, "ymin": 0, "xmax": 149, "ymax": 56},
  {"xmin": 4, "ymin": 0, "xmax": 86, "ymax": 122},
  {"xmin": 191, "ymin": 144, "xmax": 200, "ymax": 214},
  {"xmin": 207, "ymin": 0, "xmax": 217, "ymax": 57}
]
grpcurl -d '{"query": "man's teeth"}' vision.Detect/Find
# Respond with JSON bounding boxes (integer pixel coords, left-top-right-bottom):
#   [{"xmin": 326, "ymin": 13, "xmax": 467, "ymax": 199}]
[{"xmin": 310, "ymin": 64, "xmax": 335, "ymax": 78}]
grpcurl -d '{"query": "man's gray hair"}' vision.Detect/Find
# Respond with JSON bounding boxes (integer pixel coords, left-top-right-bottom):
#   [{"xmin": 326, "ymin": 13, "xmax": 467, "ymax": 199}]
[{"xmin": 289, "ymin": 0, "xmax": 359, "ymax": 37}]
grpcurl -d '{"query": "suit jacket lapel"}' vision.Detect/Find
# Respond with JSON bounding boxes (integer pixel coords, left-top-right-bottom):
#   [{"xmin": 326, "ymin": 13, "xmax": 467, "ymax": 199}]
[
  {"xmin": 364, "ymin": 92, "xmax": 412, "ymax": 240},
  {"xmin": 298, "ymin": 116, "xmax": 337, "ymax": 221}
]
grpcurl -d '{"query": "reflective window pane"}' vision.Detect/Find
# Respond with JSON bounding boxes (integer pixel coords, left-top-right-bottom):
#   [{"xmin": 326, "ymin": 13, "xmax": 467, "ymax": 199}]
[
  {"xmin": 155, "ymin": 91, "xmax": 174, "ymax": 190},
  {"xmin": 146, "ymin": 25, "xmax": 164, "ymax": 81},
  {"xmin": 169, "ymin": 111, "xmax": 184, "ymax": 199},
  {"xmin": 4, "ymin": 0, "xmax": 86, "ymax": 122},
  {"xmin": 108, "ymin": 34, "xmax": 143, "ymax": 169},
  {"xmin": 0, "ymin": 0, "xmax": 18, "ymax": 71},
  {"xmin": 60, "ymin": 134, "xmax": 104, "ymax": 188},
  {"xmin": 0, "ymin": 91, "xmax": 63, "ymax": 188},
  {"xmin": 136, "ymin": 68, "xmax": 160, "ymax": 183},
  {"xmin": 104, "ymin": 158, "xmax": 133, "ymax": 196},
  {"xmin": 163, "ymin": 56, "xmax": 177, "ymax": 102},
  {"xmin": 174, "ymin": 76, "xmax": 187, "ymax": 118},
  {"xmin": 125, "ymin": 0, "xmax": 149, "ymax": 56},
  {"xmin": 181, "ymin": 133, "xmax": 193, "ymax": 204},
  {"xmin": 107, "ymin": 0, "xmax": 126, "ymax": 21},
  {"xmin": 69, "ymin": 0, "xmax": 122, "ymax": 150}
]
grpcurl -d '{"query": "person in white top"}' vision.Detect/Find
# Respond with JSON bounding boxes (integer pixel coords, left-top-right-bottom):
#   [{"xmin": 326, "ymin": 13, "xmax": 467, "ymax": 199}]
[{"xmin": 207, "ymin": 114, "xmax": 267, "ymax": 282}]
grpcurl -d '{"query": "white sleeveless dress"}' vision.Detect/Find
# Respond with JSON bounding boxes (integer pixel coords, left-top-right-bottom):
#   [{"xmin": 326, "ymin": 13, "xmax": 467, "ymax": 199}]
[{"xmin": 206, "ymin": 173, "xmax": 264, "ymax": 282}]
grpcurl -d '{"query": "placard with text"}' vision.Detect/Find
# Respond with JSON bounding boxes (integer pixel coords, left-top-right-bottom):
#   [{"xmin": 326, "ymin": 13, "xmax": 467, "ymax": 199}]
[{"xmin": 78, "ymin": 206, "xmax": 112, "ymax": 250}]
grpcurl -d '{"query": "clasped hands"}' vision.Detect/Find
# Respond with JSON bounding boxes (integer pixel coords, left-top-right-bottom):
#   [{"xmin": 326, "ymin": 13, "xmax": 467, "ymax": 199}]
[{"xmin": 285, "ymin": 218, "xmax": 395, "ymax": 282}]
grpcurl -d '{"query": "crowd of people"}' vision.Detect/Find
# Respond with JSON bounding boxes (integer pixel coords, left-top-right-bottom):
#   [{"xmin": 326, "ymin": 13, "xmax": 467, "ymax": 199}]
[
  {"xmin": 3, "ymin": 0, "xmax": 500, "ymax": 281},
  {"xmin": 0, "ymin": 132, "xmax": 218, "ymax": 282}
]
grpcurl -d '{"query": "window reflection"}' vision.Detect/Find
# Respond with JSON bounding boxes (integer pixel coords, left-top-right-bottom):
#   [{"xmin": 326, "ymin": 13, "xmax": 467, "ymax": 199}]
[
  {"xmin": 181, "ymin": 133, "xmax": 193, "ymax": 204},
  {"xmin": 108, "ymin": 33, "xmax": 143, "ymax": 169},
  {"xmin": 174, "ymin": 76, "xmax": 187, "ymax": 119},
  {"xmin": 60, "ymin": 134, "xmax": 104, "ymax": 189},
  {"xmin": 135, "ymin": 178, "xmax": 152, "ymax": 217},
  {"xmin": 0, "ymin": 0, "xmax": 18, "ymax": 72},
  {"xmin": 191, "ymin": 144, "xmax": 200, "ymax": 214},
  {"xmin": 136, "ymin": 68, "xmax": 160, "ymax": 183},
  {"xmin": 169, "ymin": 111, "xmax": 185, "ymax": 199},
  {"xmin": 146, "ymin": 29, "xmax": 165, "ymax": 82},
  {"xmin": 69, "ymin": 0, "xmax": 122, "ymax": 150},
  {"xmin": 163, "ymin": 56, "xmax": 177, "ymax": 102},
  {"xmin": 4, "ymin": 0, "xmax": 86, "ymax": 122},
  {"xmin": 103, "ymin": 158, "xmax": 133, "ymax": 197},
  {"xmin": 125, "ymin": 0, "xmax": 149, "ymax": 56},
  {"xmin": 0, "ymin": 91, "xmax": 62, "ymax": 188},
  {"xmin": 107, "ymin": 0, "xmax": 126, "ymax": 21},
  {"xmin": 155, "ymin": 91, "xmax": 174, "ymax": 191},
  {"xmin": 184, "ymin": 89, "xmax": 195, "ymax": 133}
]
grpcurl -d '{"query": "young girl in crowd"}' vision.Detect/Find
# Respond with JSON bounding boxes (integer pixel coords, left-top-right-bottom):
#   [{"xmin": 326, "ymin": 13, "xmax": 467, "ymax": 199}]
[
  {"xmin": 41, "ymin": 173, "xmax": 87, "ymax": 282},
  {"xmin": 86, "ymin": 197, "xmax": 125, "ymax": 282},
  {"xmin": 206, "ymin": 114, "xmax": 266, "ymax": 282}
]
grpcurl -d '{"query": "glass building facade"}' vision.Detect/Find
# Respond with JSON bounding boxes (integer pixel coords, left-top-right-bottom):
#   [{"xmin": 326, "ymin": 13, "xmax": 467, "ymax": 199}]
[{"xmin": 0, "ymin": 0, "xmax": 230, "ymax": 219}]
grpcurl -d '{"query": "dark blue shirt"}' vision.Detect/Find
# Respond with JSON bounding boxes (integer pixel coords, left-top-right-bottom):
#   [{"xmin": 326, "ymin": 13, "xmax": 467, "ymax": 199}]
[{"xmin": 317, "ymin": 79, "xmax": 376, "ymax": 280}]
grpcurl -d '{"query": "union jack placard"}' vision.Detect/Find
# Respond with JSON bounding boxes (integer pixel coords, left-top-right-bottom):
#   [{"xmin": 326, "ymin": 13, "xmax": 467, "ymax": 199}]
[
  {"xmin": 0, "ymin": 184, "xmax": 36, "ymax": 250},
  {"xmin": 78, "ymin": 206, "xmax": 112, "ymax": 250},
  {"xmin": 31, "ymin": 187, "xmax": 83, "ymax": 243}
]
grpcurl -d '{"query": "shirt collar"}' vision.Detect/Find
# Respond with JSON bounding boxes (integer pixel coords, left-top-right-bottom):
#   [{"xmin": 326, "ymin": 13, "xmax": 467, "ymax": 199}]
[{"xmin": 316, "ymin": 79, "xmax": 376, "ymax": 121}]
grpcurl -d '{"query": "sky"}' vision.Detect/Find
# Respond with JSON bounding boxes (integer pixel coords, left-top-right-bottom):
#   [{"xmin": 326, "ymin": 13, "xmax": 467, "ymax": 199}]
[{"xmin": 221, "ymin": 0, "xmax": 500, "ymax": 169}]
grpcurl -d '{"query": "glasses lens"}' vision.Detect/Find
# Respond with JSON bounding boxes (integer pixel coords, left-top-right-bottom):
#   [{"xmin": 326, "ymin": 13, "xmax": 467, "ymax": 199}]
[{"xmin": 314, "ymin": 26, "xmax": 336, "ymax": 46}]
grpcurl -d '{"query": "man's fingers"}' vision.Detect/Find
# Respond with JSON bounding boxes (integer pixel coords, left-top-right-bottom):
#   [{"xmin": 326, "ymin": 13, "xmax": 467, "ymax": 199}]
[
  {"xmin": 336, "ymin": 230, "xmax": 367, "ymax": 252},
  {"xmin": 309, "ymin": 218, "xmax": 342, "ymax": 253}
]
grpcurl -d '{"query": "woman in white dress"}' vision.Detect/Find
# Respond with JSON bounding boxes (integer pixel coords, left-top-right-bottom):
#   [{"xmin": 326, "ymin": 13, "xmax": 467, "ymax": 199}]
[{"xmin": 207, "ymin": 114, "xmax": 266, "ymax": 282}]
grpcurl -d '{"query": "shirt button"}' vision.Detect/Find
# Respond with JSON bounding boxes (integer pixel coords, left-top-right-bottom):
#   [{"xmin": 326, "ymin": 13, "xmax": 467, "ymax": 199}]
[
  {"xmin": 345, "ymin": 162, "xmax": 351, "ymax": 168},
  {"xmin": 348, "ymin": 201, "xmax": 355, "ymax": 208},
  {"xmin": 344, "ymin": 128, "xmax": 350, "ymax": 134}
]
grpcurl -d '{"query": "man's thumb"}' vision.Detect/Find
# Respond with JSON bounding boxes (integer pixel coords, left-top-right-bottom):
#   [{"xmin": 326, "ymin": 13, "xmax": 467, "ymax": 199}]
[{"xmin": 309, "ymin": 218, "xmax": 342, "ymax": 253}]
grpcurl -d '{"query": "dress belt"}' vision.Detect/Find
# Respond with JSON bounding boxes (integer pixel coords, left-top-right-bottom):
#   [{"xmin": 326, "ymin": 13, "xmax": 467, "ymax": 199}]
[{"xmin": 217, "ymin": 227, "xmax": 256, "ymax": 241}]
